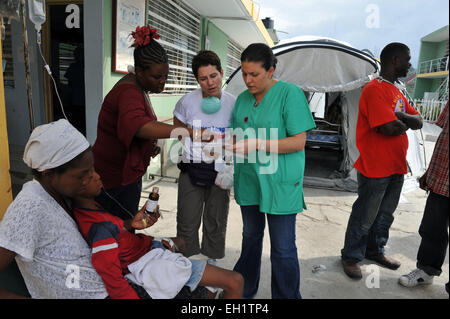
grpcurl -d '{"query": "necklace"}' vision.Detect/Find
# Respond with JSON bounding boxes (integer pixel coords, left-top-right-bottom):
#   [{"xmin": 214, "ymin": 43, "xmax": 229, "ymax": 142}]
[{"xmin": 378, "ymin": 76, "xmax": 397, "ymax": 86}]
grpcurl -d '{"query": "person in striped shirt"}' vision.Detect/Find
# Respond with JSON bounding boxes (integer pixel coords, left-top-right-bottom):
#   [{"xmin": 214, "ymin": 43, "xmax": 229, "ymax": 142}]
[{"xmin": 399, "ymin": 101, "xmax": 449, "ymax": 293}]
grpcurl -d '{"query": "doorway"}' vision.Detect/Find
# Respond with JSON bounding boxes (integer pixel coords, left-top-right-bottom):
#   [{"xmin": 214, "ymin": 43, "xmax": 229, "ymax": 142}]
[
  {"xmin": 305, "ymin": 92, "xmax": 345, "ymax": 179},
  {"xmin": 42, "ymin": 1, "xmax": 85, "ymax": 135}
]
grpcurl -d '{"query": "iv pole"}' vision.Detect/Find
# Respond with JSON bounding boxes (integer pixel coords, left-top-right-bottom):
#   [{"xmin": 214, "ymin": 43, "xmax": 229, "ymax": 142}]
[{"xmin": 20, "ymin": 0, "xmax": 34, "ymax": 131}]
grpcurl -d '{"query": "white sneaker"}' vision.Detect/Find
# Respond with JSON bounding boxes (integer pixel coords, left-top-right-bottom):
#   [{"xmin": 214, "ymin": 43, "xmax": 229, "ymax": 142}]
[
  {"xmin": 207, "ymin": 258, "xmax": 218, "ymax": 266},
  {"xmin": 399, "ymin": 269, "xmax": 433, "ymax": 287}
]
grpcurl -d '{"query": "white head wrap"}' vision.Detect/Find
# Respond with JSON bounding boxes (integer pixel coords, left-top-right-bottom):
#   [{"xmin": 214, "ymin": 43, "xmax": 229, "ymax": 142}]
[{"xmin": 23, "ymin": 119, "xmax": 90, "ymax": 172}]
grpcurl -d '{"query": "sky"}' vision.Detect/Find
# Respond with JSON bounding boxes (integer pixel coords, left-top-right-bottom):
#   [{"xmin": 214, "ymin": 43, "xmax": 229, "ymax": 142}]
[{"xmin": 257, "ymin": 0, "xmax": 449, "ymax": 67}]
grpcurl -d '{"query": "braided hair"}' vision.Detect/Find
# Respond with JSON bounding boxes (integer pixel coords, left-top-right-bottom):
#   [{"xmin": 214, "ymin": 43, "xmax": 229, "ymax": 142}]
[
  {"xmin": 134, "ymin": 41, "xmax": 168, "ymax": 69},
  {"xmin": 131, "ymin": 26, "xmax": 168, "ymax": 70}
]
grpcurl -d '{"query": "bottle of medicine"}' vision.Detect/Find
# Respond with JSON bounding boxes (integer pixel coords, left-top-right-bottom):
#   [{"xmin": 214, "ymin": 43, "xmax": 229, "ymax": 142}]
[{"xmin": 145, "ymin": 187, "xmax": 159, "ymax": 216}]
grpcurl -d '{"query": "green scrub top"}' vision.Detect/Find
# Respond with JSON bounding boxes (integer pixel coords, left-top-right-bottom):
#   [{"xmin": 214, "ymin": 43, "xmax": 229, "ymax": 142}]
[{"xmin": 231, "ymin": 81, "xmax": 316, "ymax": 214}]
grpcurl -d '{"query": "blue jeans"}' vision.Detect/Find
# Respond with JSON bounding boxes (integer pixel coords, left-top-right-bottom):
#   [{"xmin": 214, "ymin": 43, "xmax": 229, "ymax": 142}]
[
  {"xmin": 233, "ymin": 205, "xmax": 301, "ymax": 299},
  {"xmin": 341, "ymin": 172, "xmax": 404, "ymax": 262}
]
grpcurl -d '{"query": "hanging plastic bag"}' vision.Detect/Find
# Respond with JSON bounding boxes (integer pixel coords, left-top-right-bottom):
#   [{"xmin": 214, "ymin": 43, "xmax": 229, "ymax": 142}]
[{"xmin": 215, "ymin": 163, "xmax": 234, "ymax": 190}]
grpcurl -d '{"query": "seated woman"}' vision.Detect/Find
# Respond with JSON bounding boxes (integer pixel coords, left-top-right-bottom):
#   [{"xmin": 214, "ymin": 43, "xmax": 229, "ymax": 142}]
[
  {"xmin": 71, "ymin": 169, "xmax": 243, "ymax": 299},
  {"xmin": 0, "ymin": 119, "xmax": 108, "ymax": 298}
]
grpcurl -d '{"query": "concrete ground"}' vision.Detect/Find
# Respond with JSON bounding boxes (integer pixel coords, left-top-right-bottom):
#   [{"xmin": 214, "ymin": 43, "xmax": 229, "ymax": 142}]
[
  {"xmin": 139, "ymin": 180, "xmax": 448, "ymax": 299},
  {"xmin": 138, "ymin": 124, "xmax": 448, "ymax": 299}
]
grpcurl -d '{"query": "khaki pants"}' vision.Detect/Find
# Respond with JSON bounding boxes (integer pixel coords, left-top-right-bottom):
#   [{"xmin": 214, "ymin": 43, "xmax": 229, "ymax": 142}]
[{"xmin": 176, "ymin": 171, "xmax": 230, "ymax": 259}]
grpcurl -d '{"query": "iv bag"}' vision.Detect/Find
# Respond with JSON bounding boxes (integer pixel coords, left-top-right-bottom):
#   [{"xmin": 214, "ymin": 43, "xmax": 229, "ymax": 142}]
[{"xmin": 27, "ymin": 0, "xmax": 45, "ymax": 31}]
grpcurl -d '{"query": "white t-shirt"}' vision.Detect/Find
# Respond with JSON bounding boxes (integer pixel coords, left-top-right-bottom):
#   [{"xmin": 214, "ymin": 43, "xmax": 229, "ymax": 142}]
[
  {"xmin": 0, "ymin": 180, "xmax": 108, "ymax": 299},
  {"xmin": 173, "ymin": 89, "xmax": 235, "ymax": 171}
]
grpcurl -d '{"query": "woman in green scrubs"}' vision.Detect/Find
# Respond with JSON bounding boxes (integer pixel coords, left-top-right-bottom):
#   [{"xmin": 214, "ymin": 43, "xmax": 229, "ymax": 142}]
[{"xmin": 226, "ymin": 43, "xmax": 315, "ymax": 298}]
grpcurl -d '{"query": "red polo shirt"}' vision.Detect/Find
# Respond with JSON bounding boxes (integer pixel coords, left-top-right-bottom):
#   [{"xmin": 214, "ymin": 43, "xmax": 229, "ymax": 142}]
[
  {"xmin": 93, "ymin": 83, "xmax": 157, "ymax": 189},
  {"xmin": 354, "ymin": 79, "xmax": 420, "ymax": 178}
]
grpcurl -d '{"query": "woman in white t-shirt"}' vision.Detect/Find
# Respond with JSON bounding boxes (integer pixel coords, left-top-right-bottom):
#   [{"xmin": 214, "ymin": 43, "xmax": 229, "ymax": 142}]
[{"xmin": 173, "ymin": 51, "xmax": 236, "ymax": 261}]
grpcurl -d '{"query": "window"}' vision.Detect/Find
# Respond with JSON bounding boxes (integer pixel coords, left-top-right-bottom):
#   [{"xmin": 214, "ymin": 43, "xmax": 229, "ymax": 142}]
[
  {"xmin": 226, "ymin": 38, "xmax": 243, "ymax": 81},
  {"xmin": 147, "ymin": 0, "xmax": 201, "ymax": 94},
  {"xmin": 2, "ymin": 22, "xmax": 14, "ymax": 88}
]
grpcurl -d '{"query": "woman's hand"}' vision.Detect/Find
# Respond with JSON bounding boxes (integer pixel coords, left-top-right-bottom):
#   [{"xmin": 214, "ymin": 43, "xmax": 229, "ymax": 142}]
[
  {"xmin": 224, "ymin": 138, "xmax": 262, "ymax": 155},
  {"xmin": 223, "ymin": 132, "xmax": 306, "ymax": 155},
  {"xmin": 131, "ymin": 203, "xmax": 160, "ymax": 230},
  {"xmin": 189, "ymin": 128, "xmax": 215, "ymax": 143}
]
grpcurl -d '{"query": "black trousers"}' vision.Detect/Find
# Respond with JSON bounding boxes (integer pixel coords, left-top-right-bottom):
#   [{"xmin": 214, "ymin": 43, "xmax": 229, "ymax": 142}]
[{"xmin": 417, "ymin": 191, "xmax": 449, "ymax": 276}]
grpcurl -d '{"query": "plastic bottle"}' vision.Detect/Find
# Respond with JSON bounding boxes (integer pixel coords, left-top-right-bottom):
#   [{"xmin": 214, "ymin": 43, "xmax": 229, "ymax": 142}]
[
  {"xmin": 145, "ymin": 187, "xmax": 159, "ymax": 216},
  {"xmin": 28, "ymin": 0, "xmax": 46, "ymax": 32}
]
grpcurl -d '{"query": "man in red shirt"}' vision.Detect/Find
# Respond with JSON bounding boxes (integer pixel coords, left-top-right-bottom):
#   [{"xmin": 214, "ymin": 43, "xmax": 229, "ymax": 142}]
[
  {"xmin": 399, "ymin": 101, "xmax": 448, "ymax": 294},
  {"xmin": 341, "ymin": 43, "xmax": 423, "ymax": 279}
]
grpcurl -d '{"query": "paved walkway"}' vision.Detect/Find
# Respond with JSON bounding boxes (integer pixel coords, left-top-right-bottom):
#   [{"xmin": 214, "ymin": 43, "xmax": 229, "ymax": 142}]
[
  {"xmin": 138, "ymin": 177, "xmax": 448, "ymax": 299},
  {"xmin": 135, "ymin": 125, "xmax": 448, "ymax": 299}
]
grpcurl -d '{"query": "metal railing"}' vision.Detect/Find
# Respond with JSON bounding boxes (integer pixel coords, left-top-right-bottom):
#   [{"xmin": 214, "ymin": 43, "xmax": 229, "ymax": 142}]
[
  {"xmin": 414, "ymin": 99, "xmax": 447, "ymax": 122},
  {"xmin": 417, "ymin": 56, "xmax": 449, "ymax": 74},
  {"xmin": 437, "ymin": 76, "xmax": 449, "ymax": 101}
]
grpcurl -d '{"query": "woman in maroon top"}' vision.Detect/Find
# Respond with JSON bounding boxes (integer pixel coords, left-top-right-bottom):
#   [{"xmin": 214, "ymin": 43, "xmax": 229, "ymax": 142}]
[{"xmin": 93, "ymin": 26, "xmax": 190, "ymax": 219}]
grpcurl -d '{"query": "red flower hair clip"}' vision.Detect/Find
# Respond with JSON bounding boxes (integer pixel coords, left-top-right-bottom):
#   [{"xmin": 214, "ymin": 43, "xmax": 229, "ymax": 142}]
[{"xmin": 130, "ymin": 25, "xmax": 160, "ymax": 48}]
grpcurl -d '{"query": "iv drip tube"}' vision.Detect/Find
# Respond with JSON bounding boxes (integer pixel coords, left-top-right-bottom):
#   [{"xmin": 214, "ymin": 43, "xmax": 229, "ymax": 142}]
[{"xmin": 36, "ymin": 32, "xmax": 68, "ymax": 121}]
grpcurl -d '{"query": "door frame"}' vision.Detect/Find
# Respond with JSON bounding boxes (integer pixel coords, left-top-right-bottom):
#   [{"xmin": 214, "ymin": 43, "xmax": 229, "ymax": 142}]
[{"xmin": 42, "ymin": 0, "xmax": 84, "ymax": 123}]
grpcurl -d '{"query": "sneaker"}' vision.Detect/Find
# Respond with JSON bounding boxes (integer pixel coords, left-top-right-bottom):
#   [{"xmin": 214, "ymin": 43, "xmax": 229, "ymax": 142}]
[
  {"xmin": 398, "ymin": 269, "xmax": 433, "ymax": 287},
  {"xmin": 207, "ymin": 258, "xmax": 218, "ymax": 266}
]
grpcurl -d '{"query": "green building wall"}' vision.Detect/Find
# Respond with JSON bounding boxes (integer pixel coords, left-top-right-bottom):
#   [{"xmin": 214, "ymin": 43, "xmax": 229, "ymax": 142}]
[
  {"xmin": 413, "ymin": 78, "xmax": 443, "ymax": 100},
  {"xmin": 413, "ymin": 25, "xmax": 449, "ymax": 100}
]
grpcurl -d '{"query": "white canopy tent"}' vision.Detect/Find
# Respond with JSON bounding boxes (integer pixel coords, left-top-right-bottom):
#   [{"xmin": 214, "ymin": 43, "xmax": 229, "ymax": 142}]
[
  {"xmin": 225, "ymin": 36, "xmax": 426, "ymax": 192},
  {"xmin": 225, "ymin": 35, "xmax": 380, "ymax": 95}
]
